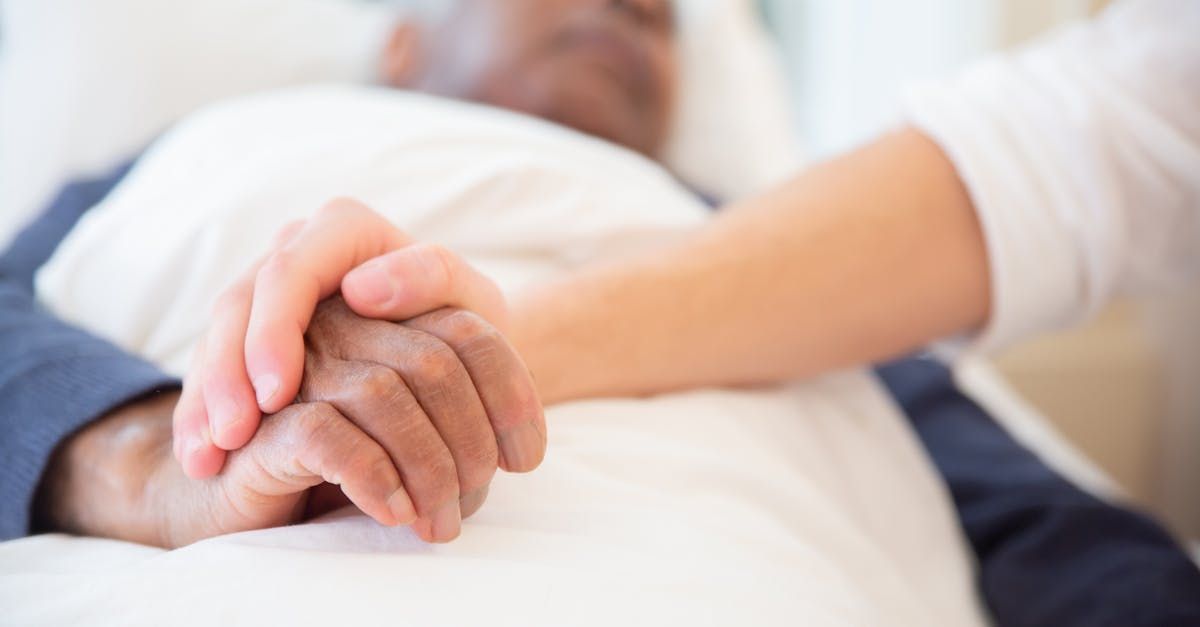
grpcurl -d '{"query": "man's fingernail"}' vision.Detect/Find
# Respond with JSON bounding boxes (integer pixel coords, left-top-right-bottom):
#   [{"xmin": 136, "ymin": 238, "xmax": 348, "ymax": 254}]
[
  {"xmin": 353, "ymin": 262, "xmax": 399, "ymax": 308},
  {"xmin": 388, "ymin": 489, "xmax": 416, "ymax": 526},
  {"xmin": 253, "ymin": 374, "xmax": 280, "ymax": 407},
  {"xmin": 431, "ymin": 500, "xmax": 461, "ymax": 542},
  {"xmin": 498, "ymin": 421, "xmax": 545, "ymax": 471},
  {"xmin": 459, "ymin": 485, "xmax": 490, "ymax": 519}
]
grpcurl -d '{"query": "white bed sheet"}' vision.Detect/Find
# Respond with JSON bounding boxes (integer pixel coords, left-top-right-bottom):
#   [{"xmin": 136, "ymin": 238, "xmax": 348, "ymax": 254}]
[{"xmin": 1, "ymin": 87, "xmax": 990, "ymax": 626}]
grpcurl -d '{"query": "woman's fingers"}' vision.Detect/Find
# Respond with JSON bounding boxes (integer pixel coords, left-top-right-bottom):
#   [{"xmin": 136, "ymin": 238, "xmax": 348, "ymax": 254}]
[
  {"xmin": 301, "ymin": 359, "xmax": 463, "ymax": 543},
  {"xmin": 341, "ymin": 243, "xmax": 509, "ymax": 331},
  {"xmin": 176, "ymin": 219, "xmax": 304, "ymax": 467},
  {"xmin": 172, "ymin": 341, "xmax": 228, "ymax": 478},
  {"xmin": 405, "ymin": 309, "xmax": 546, "ymax": 473},
  {"xmin": 201, "ymin": 274, "xmax": 263, "ymax": 451},
  {"xmin": 243, "ymin": 198, "xmax": 411, "ymax": 415}
]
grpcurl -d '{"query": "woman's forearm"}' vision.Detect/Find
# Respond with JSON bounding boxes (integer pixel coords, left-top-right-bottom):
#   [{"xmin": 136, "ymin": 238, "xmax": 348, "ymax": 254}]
[{"xmin": 512, "ymin": 127, "xmax": 990, "ymax": 404}]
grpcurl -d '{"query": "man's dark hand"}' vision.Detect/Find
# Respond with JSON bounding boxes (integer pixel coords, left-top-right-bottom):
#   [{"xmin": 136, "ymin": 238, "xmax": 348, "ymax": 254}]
[
  {"xmin": 296, "ymin": 298, "xmax": 545, "ymax": 542},
  {"xmin": 36, "ymin": 299, "xmax": 544, "ymax": 547}
]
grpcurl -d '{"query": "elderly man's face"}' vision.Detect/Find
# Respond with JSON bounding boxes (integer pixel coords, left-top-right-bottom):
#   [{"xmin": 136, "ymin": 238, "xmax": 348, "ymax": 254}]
[{"xmin": 387, "ymin": 0, "xmax": 678, "ymax": 156}]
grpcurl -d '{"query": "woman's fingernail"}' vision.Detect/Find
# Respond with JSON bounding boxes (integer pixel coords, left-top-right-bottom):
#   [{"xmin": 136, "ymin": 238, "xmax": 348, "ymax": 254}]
[
  {"xmin": 185, "ymin": 426, "xmax": 211, "ymax": 460},
  {"xmin": 498, "ymin": 421, "xmax": 544, "ymax": 471},
  {"xmin": 431, "ymin": 500, "xmax": 462, "ymax": 542},
  {"xmin": 352, "ymin": 262, "xmax": 399, "ymax": 307},
  {"xmin": 208, "ymin": 396, "xmax": 243, "ymax": 446},
  {"xmin": 388, "ymin": 489, "xmax": 417, "ymax": 526},
  {"xmin": 253, "ymin": 374, "xmax": 280, "ymax": 407}
]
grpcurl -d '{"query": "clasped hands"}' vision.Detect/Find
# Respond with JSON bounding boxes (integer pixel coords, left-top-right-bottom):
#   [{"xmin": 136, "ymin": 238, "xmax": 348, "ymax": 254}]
[{"xmin": 41, "ymin": 198, "xmax": 545, "ymax": 547}]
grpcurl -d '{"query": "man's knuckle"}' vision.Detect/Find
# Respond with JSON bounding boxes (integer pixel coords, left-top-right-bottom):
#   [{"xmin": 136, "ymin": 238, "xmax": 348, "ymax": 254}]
[
  {"xmin": 351, "ymin": 366, "xmax": 405, "ymax": 401},
  {"xmin": 411, "ymin": 340, "xmax": 463, "ymax": 382},
  {"xmin": 426, "ymin": 459, "xmax": 461, "ymax": 500},
  {"xmin": 459, "ymin": 438, "xmax": 499, "ymax": 488},
  {"xmin": 345, "ymin": 452, "xmax": 395, "ymax": 486},
  {"xmin": 439, "ymin": 309, "xmax": 497, "ymax": 346},
  {"xmin": 291, "ymin": 402, "xmax": 340, "ymax": 446}
]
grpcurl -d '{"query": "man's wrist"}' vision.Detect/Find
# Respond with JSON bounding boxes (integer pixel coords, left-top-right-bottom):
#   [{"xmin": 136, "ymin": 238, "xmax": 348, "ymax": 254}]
[{"xmin": 33, "ymin": 391, "xmax": 180, "ymax": 545}]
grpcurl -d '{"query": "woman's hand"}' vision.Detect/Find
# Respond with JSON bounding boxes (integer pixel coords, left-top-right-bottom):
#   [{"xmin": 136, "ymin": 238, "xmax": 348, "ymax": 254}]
[{"xmin": 173, "ymin": 197, "xmax": 518, "ymax": 478}]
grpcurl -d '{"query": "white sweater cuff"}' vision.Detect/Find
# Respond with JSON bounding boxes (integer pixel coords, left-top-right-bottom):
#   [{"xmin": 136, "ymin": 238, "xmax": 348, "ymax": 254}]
[{"xmin": 904, "ymin": 62, "xmax": 1094, "ymax": 360}]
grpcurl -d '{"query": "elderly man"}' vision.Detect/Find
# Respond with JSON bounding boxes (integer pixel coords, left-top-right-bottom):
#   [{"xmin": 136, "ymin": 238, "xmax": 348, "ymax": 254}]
[{"xmin": 6, "ymin": 0, "xmax": 675, "ymax": 547}]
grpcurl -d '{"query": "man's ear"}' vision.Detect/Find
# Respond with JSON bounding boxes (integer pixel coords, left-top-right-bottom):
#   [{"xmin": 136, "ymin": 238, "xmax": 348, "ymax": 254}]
[{"xmin": 379, "ymin": 21, "xmax": 425, "ymax": 88}]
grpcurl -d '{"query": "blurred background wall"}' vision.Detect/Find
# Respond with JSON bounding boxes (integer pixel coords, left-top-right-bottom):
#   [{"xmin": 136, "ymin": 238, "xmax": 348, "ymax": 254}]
[{"xmin": 759, "ymin": 0, "xmax": 1199, "ymax": 544}]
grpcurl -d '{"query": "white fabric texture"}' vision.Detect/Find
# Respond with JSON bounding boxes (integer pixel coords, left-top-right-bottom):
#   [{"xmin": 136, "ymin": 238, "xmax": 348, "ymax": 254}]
[
  {"xmin": 907, "ymin": 0, "xmax": 1200, "ymax": 357},
  {"xmin": 5, "ymin": 87, "xmax": 987, "ymax": 627}
]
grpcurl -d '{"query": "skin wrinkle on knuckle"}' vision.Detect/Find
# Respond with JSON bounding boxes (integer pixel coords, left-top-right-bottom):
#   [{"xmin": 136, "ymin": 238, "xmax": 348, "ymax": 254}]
[
  {"xmin": 458, "ymin": 442, "xmax": 498, "ymax": 492},
  {"xmin": 290, "ymin": 403, "xmax": 342, "ymax": 471},
  {"xmin": 420, "ymin": 457, "xmax": 461, "ymax": 507},
  {"xmin": 457, "ymin": 332, "xmax": 508, "ymax": 373},
  {"xmin": 351, "ymin": 365, "xmax": 407, "ymax": 403},
  {"xmin": 436, "ymin": 309, "xmax": 491, "ymax": 346},
  {"xmin": 424, "ymin": 243, "xmax": 457, "ymax": 292},
  {"xmin": 392, "ymin": 421, "xmax": 458, "ymax": 499},
  {"xmin": 224, "ymin": 473, "xmax": 278, "ymax": 516},
  {"xmin": 397, "ymin": 335, "xmax": 499, "ymax": 487},
  {"xmin": 423, "ymin": 310, "xmax": 541, "ymax": 431},
  {"xmin": 342, "ymin": 452, "xmax": 396, "ymax": 495},
  {"xmin": 410, "ymin": 339, "xmax": 463, "ymax": 384},
  {"xmin": 336, "ymin": 367, "xmax": 436, "ymax": 471}
]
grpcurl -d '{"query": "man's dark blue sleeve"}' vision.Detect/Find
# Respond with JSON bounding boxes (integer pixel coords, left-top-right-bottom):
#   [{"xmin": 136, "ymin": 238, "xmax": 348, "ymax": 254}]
[
  {"xmin": 0, "ymin": 161, "xmax": 179, "ymax": 541},
  {"xmin": 878, "ymin": 357, "xmax": 1200, "ymax": 627}
]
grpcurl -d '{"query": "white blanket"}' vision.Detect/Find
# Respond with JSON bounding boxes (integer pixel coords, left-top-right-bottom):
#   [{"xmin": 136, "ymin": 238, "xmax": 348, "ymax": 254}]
[{"xmin": 3, "ymin": 87, "xmax": 988, "ymax": 626}]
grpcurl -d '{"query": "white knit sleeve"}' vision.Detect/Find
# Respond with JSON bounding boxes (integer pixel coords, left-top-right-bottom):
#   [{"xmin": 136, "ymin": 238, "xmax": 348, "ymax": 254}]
[{"xmin": 906, "ymin": 0, "xmax": 1200, "ymax": 357}]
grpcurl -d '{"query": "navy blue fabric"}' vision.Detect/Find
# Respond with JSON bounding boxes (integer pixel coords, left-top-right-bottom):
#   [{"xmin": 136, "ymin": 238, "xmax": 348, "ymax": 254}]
[
  {"xmin": 0, "ymin": 161, "xmax": 179, "ymax": 541},
  {"xmin": 1, "ymin": 160, "xmax": 137, "ymax": 293},
  {"xmin": 877, "ymin": 357, "xmax": 1200, "ymax": 626}
]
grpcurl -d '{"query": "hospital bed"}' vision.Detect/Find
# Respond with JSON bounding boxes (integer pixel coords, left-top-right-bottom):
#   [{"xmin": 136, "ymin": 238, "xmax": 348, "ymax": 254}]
[{"xmin": 0, "ymin": 0, "xmax": 1123, "ymax": 624}]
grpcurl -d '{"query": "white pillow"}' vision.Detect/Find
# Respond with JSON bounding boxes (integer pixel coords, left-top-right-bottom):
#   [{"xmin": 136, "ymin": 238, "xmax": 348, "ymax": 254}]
[
  {"xmin": 0, "ymin": 0, "xmax": 398, "ymax": 244},
  {"xmin": 0, "ymin": 0, "xmax": 801, "ymax": 245},
  {"xmin": 667, "ymin": 0, "xmax": 802, "ymax": 199}
]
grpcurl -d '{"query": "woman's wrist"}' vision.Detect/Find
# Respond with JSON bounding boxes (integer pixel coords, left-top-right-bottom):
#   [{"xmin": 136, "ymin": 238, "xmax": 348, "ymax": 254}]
[{"xmin": 510, "ymin": 266, "xmax": 660, "ymax": 405}]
